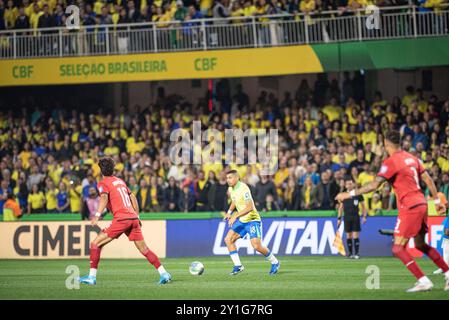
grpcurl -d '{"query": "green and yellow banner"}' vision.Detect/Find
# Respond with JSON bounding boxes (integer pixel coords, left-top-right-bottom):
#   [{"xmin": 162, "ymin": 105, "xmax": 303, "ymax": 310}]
[
  {"xmin": 0, "ymin": 45, "xmax": 323, "ymax": 86},
  {"xmin": 1, "ymin": 36, "xmax": 448, "ymax": 86}
]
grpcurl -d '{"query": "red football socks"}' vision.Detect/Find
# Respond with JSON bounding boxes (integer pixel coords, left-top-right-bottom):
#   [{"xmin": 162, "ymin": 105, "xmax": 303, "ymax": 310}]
[
  {"xmin": 417, "ymin": 243, "xmax": 449, "ymax": 273},
  {"xmin": 392, "ymin": 244, "xmax": 425, "ymax": 280},
  {"xmin": 90, "ymin": 243, "xmax": 102, "ymax": 269},
  {"xmin": 142, "ymin": 248, "xmax": 161, "ymax": 269}
]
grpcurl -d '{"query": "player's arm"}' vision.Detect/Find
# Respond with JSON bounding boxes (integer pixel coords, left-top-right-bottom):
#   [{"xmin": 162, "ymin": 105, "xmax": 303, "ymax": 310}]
[
  {"xmin": 232, "ymin": 201, "xmax": 254, "ymax": 220},
  {"xmin": 421, "ymin": 171, "xmax": 445, "ymax": 212},
  {"xmin": 224, "ymin": 202, "xmax": 236, "ymax": 220},
  {"xmin": 335, "ymin": 176, "xmax": 385, "ymax": 202},
  {"xmin": 228, "ymin": 200, "xmax": 254, "ymax": 227},
  {"xmin": 91, "ymin": 193, "xmax": 108, "ymax": 226},
  {"xmin": 337, "ymin": 202, "xmax": 343, "ymax": 227},
  {"xmin": 360, "ymin": 200, "xmax": 367, "ymax": 224},
  {"xmin": 129, "ymin": 192, "xmax": 143, "ymax": 226},
  {"xmin": 130, "ymin": 192, "xmax": 139, "ymax": 214}
]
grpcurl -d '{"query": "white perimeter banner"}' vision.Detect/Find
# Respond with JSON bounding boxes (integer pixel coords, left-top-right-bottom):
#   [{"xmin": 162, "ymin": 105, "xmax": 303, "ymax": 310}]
[{"xmin": 0, "ymin": 221, "xmax": 166, "ymax": 259}]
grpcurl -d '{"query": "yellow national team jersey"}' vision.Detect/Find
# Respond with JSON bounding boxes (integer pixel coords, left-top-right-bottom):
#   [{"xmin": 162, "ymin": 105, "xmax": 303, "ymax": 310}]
[{"xmin": 228, "ymin": 181, "xmax": 260, "ymax": 223}]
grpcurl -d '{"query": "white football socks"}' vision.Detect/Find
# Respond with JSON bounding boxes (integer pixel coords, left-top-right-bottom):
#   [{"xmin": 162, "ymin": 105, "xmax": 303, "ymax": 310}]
[
  {"xmin": 443, "ymin": 238, "xmax": 449, "ymax": 278},
  {"xmin": 443, "ymin": 238, "xmax": 449, "ymax": 265},
  {"xmin": 266, "ymin": 251, "xmax": 279, "ymax": 264},
  {"xmin": 418, "ymin": 276, "xmax": 432, "ymax": 284},
  {"xmin": 157, "ymin": 265, "xmax": 167, "ymax": 275},
  {"xmin": 89, "ymin": 268, "xmax": 97, "ymax": 277},
  {"xmin": 229, "ymin": 250, "xmax": 242, "ymax": 266}
]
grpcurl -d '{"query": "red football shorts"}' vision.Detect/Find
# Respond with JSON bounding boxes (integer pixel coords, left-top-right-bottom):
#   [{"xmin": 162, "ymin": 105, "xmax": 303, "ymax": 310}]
[
  {"xmin": 394, "ymin": 204, "xmax": 428, "ymax": 238},
  {"xmin": 102, "ymin": 219, "xmax": 144, "ymax": 241}
]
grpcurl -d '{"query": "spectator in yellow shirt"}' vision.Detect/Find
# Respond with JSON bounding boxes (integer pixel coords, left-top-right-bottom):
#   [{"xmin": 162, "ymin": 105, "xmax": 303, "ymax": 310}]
[
  {"xmin": 369, "ymin": 193, "xmax": 383, "ymax": 216},
  {"xmin": 347, "ymin": 0, "xmax": 368, "ymax": 12},
  {"xmin": 243, "ymin": 0, "xmax": 257, "ymax": 17},
  {"xmin": 200, "ymin": 0, "xmax": 213, "ymax": 16},
  {"xmin": 361, "ymin": 123, "xmax": 377, "ymax": 147},
  {"xmin": 322, "ymin": 98, "xmax": 343, "ymax": 122},
  {"xmin": 23, "ymin": 0, "xmax": 34, "ymax": 17},
  {"xmin": 230, "ymin": 1, "xmax": 244, "ymax": 23},
  {"xmin": 45, "ymin": 178, "xmax": 58, "ymax": 213},
  {"xmin": 27, "ymin": 184, "xmax": 45, "ymax": 214},
  {"xmin": 300, "ymin": 0, "xmax": 315, "ymax": 24},
  {"xmin": 29, "ymin": 3, "xmax": 43, "ymax": 35},
  {"xmin": 69, "ymin": 180, "xmax": 82, "ymax": 213},
  {"xmin": 93, "ymin": 0, "xmax": 106, "ymax": 15},
  {"xmin": 4, "ymin": 0, "xmax": 18, "ymax": 29},
  {"xmin": 402, "ymin": 85, "xmax": 418, "ymax": 110},
  {"xmin": 104, "ymin": 138, "xmax": 120, "ymax": 156}
]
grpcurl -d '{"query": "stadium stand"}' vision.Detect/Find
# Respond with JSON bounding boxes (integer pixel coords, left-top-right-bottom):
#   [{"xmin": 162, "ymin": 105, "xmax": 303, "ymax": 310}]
[
  {"xmin": 0, "ymin": 0, "xmax": 445, "ymax": 32},
  {"xmin": 0, "ymin": 76, "xmax": 448, "ymax": 217},
  {"xmin": 0, "ymin": 0, "xmax": 448, "ymax": 58}
]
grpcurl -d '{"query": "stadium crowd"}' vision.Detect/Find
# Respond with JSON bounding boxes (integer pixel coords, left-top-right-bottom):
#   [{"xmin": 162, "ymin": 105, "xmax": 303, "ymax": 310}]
[
  {"xmin": 0, "ymin": 0, "xmax": 445, "ymax": 32},
  {"xmin": 0, "ymin": 74, "xmax": 449, "ymax": 219}
]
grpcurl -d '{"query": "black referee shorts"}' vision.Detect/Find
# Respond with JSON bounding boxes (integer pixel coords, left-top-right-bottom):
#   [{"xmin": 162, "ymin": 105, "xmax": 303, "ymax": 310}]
[{"xmin": 344, "ymin": 216, "xmax": 361, "ymax": 233}]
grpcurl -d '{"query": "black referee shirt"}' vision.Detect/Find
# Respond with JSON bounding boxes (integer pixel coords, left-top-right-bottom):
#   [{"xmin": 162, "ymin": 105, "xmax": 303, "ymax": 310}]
[{"xmin": 342, "ymin": 195, "xmax": 363, "ymax": 218}]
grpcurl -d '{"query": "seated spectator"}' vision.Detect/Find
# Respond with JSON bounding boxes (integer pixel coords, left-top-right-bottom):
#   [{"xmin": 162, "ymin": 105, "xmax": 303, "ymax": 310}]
[
  {"xmin": 45, "ymin": 178, "xmax": 58, "ymax": 213},
  {"xmin": 56, "ymin": 182, "xmax": 70, "ymax": 213},
  {"xmin": 148, "ymin": 176, "xmax": 164, "ymax": 212},
  {"xmin": 254, "ymin": 175, "xmax": 277, "ymax": 211},
  {"xmin": 283, "ymin": 178, "xmax": 301, "ymax": 210},
  {"xmin": 300, "ymin": 176, "xmax": 318, "ymax": 209},
  {"xmin": 164, "ymin": 177, "xmax": 180, "ymax": 211},
  {"xmin": 178, "ymin": 185, "xmax": 195, "ymax": 212},
  {"xmin": 369, "ymin": 193, "xmax": 382, "ymax": 216},
  {"xmin": 0, "ymin": 179, "xmax": 12, "ymax": 213},
  {"xmin": 262, "ymin": 194, "xmax": 281, "ymax": 211},
  {"xmin": 316, "ymin": 171, "xmax": 338, "ymax": 210},
  {"xmin": 136, "ymin": 179, "xmax": 151, "ymax": 212},
  {"xmin": 86, "ymin": 187, "xmax": 100, "ymax": 220},
  {"xmin": 195, "ymin": 170, "xmax": 211, "ymax": 211},
  {"xmin": 69, "ymin": 179, "xmax": 82, "ymax": 214}
]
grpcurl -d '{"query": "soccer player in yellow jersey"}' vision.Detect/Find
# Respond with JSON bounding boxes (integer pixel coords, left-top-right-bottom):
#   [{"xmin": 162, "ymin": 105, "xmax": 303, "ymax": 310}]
[{"xmin": 223, "ymin": 170, "xmax": 280, "ymax": 275}]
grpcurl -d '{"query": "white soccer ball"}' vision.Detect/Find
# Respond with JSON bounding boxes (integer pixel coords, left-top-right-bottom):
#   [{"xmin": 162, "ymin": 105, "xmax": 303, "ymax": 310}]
[{"xmin": 189, "ymin": 261, "xmax": 205, "ymax": 275}]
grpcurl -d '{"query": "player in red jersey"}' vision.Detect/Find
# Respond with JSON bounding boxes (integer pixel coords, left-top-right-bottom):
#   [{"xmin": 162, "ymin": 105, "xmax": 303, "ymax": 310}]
[
  {"xmin": 336, "ymin": 130, "xmax": 449, "ymax": 292},
  {"xmin": 78, "ymin": 157, "xmax": 172, "ymax": 285}
]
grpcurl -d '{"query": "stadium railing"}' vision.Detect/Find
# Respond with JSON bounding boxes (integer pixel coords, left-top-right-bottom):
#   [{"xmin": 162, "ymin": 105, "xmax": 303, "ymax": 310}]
[
  {"xmin": 0, "ymin": 4, "xmax": 448, "ymax": 59},
  {"xmin": 0, "ymin": 210, "xmax": 400, "ymax": 221}
]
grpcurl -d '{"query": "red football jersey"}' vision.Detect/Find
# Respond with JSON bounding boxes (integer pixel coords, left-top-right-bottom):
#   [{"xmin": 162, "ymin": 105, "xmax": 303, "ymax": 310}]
[
  {"xmin": 377, "ymin": 150, "xmax": 427, "ymax": 213},
  {"xmin": 97, "ymin": 176, "xmax": 138, "ymax": 220}
]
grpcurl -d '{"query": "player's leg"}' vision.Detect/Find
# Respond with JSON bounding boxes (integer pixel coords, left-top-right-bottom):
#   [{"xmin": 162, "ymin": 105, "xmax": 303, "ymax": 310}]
[
  {"xmin": 444, "ymin": 228, "xmax": 449, "ymax": 266},
  {"xmin": 134, "ymin": 240, "xmax": 172, "ymax": 284},
  {"xmin": 392, "ymin": 234, "xmax": 432, "ymax": 292},
  {"xmin": 391, "ymin": 210, "xmax": 436, "ymax": 292},
  {"xmin": 224, "ymin": 229, "xmax": 244, "ymax": 275},
  {"xmin": 344, "ymin": 218, "xmax": 354, "ymax": 258},
  {"xmin": 435, "ymin": 223, "xmax": 449, "ymax": 274},
  {"xmin": 414, "ymin": 227, "xmax": 449, "ymax": 291},
  {"xmin": 250, "ymin": 237, "xmax": 280, "ymax": 275},
  {"xmin": 345, "ymin": 232, "xmax": 353, "ymax": 258},
  {"xmin": 78, "ymin": 232, "xmax": 114, "ymax": 285},
  {"xmin": 127, "ymin": 219, "xmax": 171, "ymax": 284},
  {"xmin": 248, "ymin": 222, "xmax": 280, "ymax": 275},
  {"xmin": 352, "ymin": 232, "xmax": 360, "ymax": 259}
]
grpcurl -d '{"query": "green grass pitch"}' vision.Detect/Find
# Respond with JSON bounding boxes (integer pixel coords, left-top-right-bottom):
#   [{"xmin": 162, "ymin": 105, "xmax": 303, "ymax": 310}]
[{"xmin": 0, "ymin": 256, "xmax": 447, "ymax": 300}]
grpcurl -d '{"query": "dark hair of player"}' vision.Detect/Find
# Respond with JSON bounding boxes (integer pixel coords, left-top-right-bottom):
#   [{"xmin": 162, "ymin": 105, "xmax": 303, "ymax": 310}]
[
  {"xmin": 98, "ymin": 157, "xmax": 115, "ymax": 176},
  {"xmin": 6, "ymin": 192, "xmax": 14, "ymax": 200},
  {"xmin": 227, "ymin": 169, "xmax": 238, "ymax": 175},
  {"xmin": 385, "ymin": 130, "xmax": 401, "ymax": 145},
  {"xmin": 344, "ymin": 175, "xmax": 354, "ymax": 182}
]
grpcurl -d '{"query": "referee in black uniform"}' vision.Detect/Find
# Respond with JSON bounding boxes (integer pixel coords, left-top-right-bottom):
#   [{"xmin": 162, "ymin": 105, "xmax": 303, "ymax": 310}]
[{"xmin": 337, "ymin": 177, "xmax": 367, "ymax": 259}]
